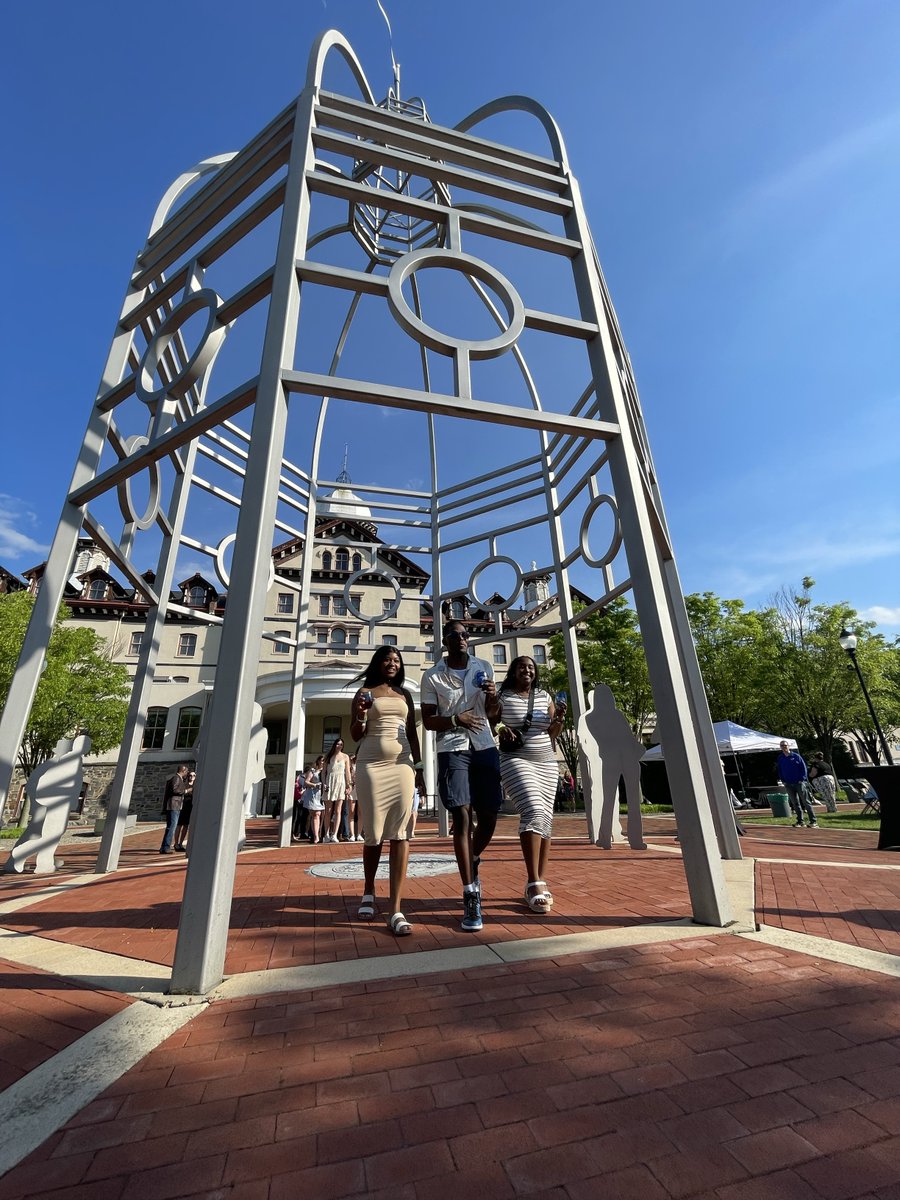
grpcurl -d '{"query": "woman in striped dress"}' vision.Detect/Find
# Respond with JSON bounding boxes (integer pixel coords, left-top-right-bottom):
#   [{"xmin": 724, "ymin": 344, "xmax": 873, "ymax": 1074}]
[{"xmin": 496, "ymin": 656, "xmax": 566, "ymax": 911}]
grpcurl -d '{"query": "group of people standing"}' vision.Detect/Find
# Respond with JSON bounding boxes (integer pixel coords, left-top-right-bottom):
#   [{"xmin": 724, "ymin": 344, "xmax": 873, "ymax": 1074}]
[
  {"xmin": 159, "ymin": 765, "xmax": 195, "ymax": 854},
  {"xmin": 331, "ymin": 619, "xmax": 566, "ymax": 939},
  {"xmin": 292, "ymin": 740, "xmax": 363, "ymax": 845},
  {"xmin": 776, "ymin": 742, "xmax": 838, "ymax": 827}
]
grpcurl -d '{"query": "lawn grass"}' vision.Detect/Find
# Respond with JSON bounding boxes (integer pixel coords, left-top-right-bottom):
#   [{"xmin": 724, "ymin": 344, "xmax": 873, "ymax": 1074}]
[{"xmin": 738, "ymin": 810, "xmax": 880, "ymax": 831}]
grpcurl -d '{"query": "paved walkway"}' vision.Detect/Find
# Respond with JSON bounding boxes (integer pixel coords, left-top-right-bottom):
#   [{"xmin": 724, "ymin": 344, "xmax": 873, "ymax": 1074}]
[{"xmin": 0, "ymin": 817, "xmax": 898, "ymax": 1198}]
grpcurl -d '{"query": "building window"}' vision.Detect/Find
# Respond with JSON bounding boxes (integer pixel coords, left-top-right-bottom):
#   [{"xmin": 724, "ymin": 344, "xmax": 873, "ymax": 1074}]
[
  {"xmin": 188, "ymin": 585, "xmax": 206, "ymax": 607},
  {"xmin": 348, "ymin": 631, "xmax": 360, "ymax": 656},
  {"xmin": 264, "ymin": 720, "xmax": 287, "ymax": 756},
  {"xmin": 332, "ymin": 595, "xmax": 347, "ymax": 616},
  {"xmin": 323, "ymin": 717, "xmax": 341, "ymax": 754},
  {"xmin": 382, "ymin": 598, "xmax": 394, "ymax": 615},
  {"xmin": 533, "ymin": 645, "xmax": 547, "ymax": 665},
  {"xmin": 352, "ymin": 552, "xmax": 362, "ymax": 572},
  {"xmin": 316, "ymin": 629, "xmax": 328, "ymax": 655},
  {"xmin": 425, "ymin": 641, "xmax": 434, "ymax": 658},
  {"xmin": 332, "ymin": 627, "xmax": 346, "ymax": 653},
  {"xmin": 88, "ymin": 579, "xmax": 106, "ymax": 601},
  {"xmin": 318, "ymin": 595, "xmax": 329, "ymax": 615},
  {"xmin": 128, "ymin": 631, "xmax": 143, "ymax": 656},
  {"xmin": 493, "ymin": 645, "xmax": 507, "ymax": 666},
  {"xmin": 143, "ymin": 707, "xmax": 167, "ymax": 750},
  {"xmin": 382, "ymin": 634, "xmax": 398, "ymax": 647},
  {"xmin": 174, "ymin": 706, "xmax": 202, "ymax": 750},
  {"xmin": 273, "ymin": 631, "xmax": 291, "ymax": 654},
  {"xmin": 321, "ymin": 550, "xmax": 332, "ymax": 570},
  {"xmin": 335, "ymin": 548, "xmax": 349, "ymax": 571},
  {"xmin": 277, "ymin": 592, "xmax": 294, "ymax": 614},
  {"xmin": 177, "ymin": 632, "xmax": 197, "ymax": 657},
  {"xmin": 450, "ymin": 599, "xmax": 465, "ymax": 620}
]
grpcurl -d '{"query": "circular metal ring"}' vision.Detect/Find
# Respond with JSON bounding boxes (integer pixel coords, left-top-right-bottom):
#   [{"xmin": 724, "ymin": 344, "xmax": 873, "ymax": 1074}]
[
  {"xmin": 213, "ymin": 533, "xmax": 275, "ymax": 592},
  {"xmin": 468, "ymin": 555, "xmax": 523, "ymax": 614},
  {"xmin": 136, "ymin": 288, "xmax": 226, "ymax": 405},
  {"xmin": 116, "ymin": 436, "xmax": 161, "ymax": 530},
  {"xmin": 579, "ymin": 494, "xmax": 622, "ymax": 569},
  {"xmin": 387, "ymin": 250, "xmax": 525, "ymax": 360},
  {"xmin": 343, "ymin": 568, "xmax": 402, "ymax": 622}
]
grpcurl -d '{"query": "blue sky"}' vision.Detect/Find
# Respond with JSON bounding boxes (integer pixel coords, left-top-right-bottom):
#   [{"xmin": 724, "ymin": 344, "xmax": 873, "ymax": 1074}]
[{"xmin": 3, "ymin": 0, "xmax": 899, "ymax": 633}]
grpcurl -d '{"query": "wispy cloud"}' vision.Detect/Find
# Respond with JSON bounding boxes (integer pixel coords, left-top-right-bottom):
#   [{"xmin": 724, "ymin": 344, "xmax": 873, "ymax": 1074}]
[
  {"xmin": 859, "ymin": 605, "xmax": 900, "ymax": 630},
  {"xmin": 0, "ymin": 494, "xmax": 47, "ymax": 563}
]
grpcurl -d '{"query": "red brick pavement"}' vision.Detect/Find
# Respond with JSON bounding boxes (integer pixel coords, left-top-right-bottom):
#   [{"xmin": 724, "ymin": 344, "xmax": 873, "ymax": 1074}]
[
  {"xmin": 2, "ymin": 937, "xmax": 900, "ymax": 1199},
  {"xmin": 2, "ymin": 831, "xmax": 694, "ymax": 974},
  {"xmin": 0, "ymin": 959, "xmax": 130, "ymax": 1091}
]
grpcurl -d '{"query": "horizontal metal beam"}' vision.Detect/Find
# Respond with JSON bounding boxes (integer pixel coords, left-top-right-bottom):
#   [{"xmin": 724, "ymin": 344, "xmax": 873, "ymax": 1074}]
[{"xmin": 282, "ymin": 369, "xmax": 619, "ymax": 440}]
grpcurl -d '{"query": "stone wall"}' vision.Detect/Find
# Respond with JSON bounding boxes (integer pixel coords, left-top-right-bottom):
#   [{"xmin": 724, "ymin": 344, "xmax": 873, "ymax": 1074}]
[{"xmin": 2, "ymin": 760, "xmax": 197, "ymax": 827}]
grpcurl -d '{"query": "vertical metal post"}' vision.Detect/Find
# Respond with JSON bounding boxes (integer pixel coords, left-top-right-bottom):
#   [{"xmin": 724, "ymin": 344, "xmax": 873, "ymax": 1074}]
[
  {"xmin": 170, "ymin": 85, "xmax": 321, "ymax": 994},
  {"xmin": 566, "ymin": 176, "xmax": 731, "ymax": 927}
]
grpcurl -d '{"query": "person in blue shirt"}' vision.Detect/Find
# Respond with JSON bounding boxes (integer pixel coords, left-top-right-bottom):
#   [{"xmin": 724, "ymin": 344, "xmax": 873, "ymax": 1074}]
[{"xmin": 777, "ymin": 741, "xmax": 818, "ymax": 828}]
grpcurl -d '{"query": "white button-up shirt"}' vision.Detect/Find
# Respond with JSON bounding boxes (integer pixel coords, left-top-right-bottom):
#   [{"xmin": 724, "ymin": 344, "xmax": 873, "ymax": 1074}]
[{"xmin": 421, "ymin": 656, "xmax": 496, "ymax": 753}]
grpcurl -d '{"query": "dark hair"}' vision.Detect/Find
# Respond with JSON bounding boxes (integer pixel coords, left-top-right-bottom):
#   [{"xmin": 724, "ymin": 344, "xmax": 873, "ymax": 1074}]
[
  {"xmin": 324, "ymin": 737, "xmax": 345, "ymax": 767},
  {"xmin": 442, "ymin": 620, "xmax": 468, "ymax": 641},
  {"xmin": 352, "ymin": 644, "xmax": 406, "ymax": 690},
  {"xmin": 499, "ymin": 655, "xmax": 538, "ymax": 694}
]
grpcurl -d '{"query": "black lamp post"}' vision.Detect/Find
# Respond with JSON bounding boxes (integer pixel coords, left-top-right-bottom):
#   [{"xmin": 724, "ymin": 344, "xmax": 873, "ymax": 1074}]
[{"xmin": 839, "ymin": 628, "xmax": 895, "ymax": 766}]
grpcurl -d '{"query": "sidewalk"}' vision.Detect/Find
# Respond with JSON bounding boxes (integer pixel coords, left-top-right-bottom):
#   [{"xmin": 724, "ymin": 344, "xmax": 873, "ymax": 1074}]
[{"xmin": 1, "ymin": 817, "xmax": 899, "ymax": 1198}]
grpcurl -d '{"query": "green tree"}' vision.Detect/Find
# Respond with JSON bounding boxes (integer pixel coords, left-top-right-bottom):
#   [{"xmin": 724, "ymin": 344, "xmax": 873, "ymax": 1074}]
[
  {"xmin": 0, "ymin": 593, "xmax": 130, "ymax": 820},
  {"xmin": 842, "ymin": 634, "xmax": 900, "ymax": 764},
  {"xmin": 684, "ymin": 592, "xmax": 779, "ymax": 727},
  {"xmin": 764, "ymin": 578, "xmax": 883, "ymax": 757}
]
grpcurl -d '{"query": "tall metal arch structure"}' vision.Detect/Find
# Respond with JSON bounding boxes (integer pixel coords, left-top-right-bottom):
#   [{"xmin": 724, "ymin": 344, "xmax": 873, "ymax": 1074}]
[{"xmin": 0, "ymin": 30, "xmax": 739, "ymax": 994}]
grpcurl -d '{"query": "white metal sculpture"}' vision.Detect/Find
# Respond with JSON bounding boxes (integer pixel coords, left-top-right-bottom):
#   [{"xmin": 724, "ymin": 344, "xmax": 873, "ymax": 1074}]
[
  {"xmin": 3, "ymin": 735, "xmax": 91, "ymax": 875},
  {"xmin": 0, "ymin": 30, "xmax": 739, "ymax": 993},
  {"xmin": 579, "ymin": 685, "xmax": 647, "ymax": 851}
]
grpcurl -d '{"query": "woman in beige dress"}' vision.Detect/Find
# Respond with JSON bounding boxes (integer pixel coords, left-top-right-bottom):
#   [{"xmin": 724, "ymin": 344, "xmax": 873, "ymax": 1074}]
[{"xmin": 350, "ymin": 646, "xmax": 425, "ymax": 935}]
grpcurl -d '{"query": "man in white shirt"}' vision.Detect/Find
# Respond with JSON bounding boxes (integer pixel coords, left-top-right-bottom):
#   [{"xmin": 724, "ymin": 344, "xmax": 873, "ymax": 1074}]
[{"xmin": 421, "ymin": 621, "xmax": 502, "ymax": 932}]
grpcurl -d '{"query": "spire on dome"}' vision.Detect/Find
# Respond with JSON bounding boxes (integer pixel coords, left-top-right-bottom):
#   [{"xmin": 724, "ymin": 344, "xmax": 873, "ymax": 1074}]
[{"xmin": 336, "ymin": 444, "xmax": 351, "ymax": 485}]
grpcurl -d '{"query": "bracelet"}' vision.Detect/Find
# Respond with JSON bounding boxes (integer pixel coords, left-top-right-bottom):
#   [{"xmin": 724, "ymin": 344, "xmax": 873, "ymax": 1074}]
[{"xmin": 450, "ymin": 714, "xmax": 458, "ymax": 729}]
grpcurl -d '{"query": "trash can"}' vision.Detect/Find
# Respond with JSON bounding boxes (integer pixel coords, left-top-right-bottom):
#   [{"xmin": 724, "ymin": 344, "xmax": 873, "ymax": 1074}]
[{"xmin": 768, "ymin": 792, "xmax": 791, "ymax": 818}]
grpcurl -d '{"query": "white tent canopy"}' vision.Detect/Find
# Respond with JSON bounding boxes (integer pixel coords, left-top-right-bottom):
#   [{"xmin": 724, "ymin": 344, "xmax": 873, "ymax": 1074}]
[{"xmin": 642, "ymin": 721, "xmax": 797, "ymax": 762}]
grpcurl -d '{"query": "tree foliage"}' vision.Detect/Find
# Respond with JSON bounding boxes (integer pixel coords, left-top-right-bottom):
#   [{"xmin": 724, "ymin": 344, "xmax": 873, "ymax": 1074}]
[
  {"xmin": 0, "ymin": 593, "xmax": 131, "ymax": 788},
  {"xmin": 683, "ymin": 593, "xmax": 778, "ymax": 727}
]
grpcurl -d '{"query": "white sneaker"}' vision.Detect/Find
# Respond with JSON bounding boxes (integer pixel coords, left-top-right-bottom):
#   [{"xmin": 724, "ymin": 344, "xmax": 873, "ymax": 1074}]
[{"xmin": 356, "ymin": 834, "xmax": 364, "ymax": 842}]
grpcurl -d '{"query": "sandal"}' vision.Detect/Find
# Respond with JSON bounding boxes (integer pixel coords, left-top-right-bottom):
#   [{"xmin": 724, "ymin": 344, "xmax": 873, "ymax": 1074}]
[
  {"xmin": 525, "ymin": 882, "xmax": 553, "ymax": 912},
  {"xmin": 388, "ymin": 912, "xmax": 413, "ymax": 937},
  {"xmin": 358, "ymin": 894, "xmax": 376, "ymax": 920}
]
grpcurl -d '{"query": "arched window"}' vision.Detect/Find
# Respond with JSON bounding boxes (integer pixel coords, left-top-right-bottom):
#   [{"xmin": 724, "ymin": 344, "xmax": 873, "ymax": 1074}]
[
  {"xmin": 332, "ymin": 627, "xmax": 346, "ymax": 652},
  {"xmin": 352, "ymin": 552, "xmax": 362, "ymax": 572},
  {"xmin": 321, "ymin": 550, "xmax": 332, "ymax": 570},
  {"xmin": 335, "ymin": 548, "xmax": 350, "ymax": 572},
  {"xmin": 88, "ymin": 579, "xmax": 106, "ymax": 601},
  {"xmin": 533, "ymin": 644, "xmax": 547, "ymax": 665},
  {"xmin": 142, "ymin": 707, "xmax": 168, "ymax": 750},
  {"xmin": 273, "ymin": 630, "xmax": 291, "ymax": 654},
  {"xmin": 188, "ymin": 584, "xmax": 206, "ymax": 606},
  {"xmin": 450, "ymin": 599, "xmax": 465, "ymax": 620}
]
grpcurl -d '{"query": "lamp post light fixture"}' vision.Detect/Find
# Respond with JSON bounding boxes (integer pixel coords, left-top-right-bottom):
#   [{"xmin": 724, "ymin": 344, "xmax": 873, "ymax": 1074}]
[{"xmin": 839, "ymin": 628, "xmax": 895, "ymax": 766}]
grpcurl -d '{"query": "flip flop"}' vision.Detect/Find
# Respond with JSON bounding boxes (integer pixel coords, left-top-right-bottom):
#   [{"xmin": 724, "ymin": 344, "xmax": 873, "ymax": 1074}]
[
  {"xmin": 388, "ymin": 912, "xmax": 413, "ymax": 937},
  {"xmin": 358, "ymin": 894, "xmax": 376, "ymax": 920}
]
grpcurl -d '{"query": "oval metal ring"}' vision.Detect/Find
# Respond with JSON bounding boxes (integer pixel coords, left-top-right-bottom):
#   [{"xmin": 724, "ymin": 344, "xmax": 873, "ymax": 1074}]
[
  {"xmin": 468, "ymin": 555, "xmax": 523, "ymax": 614},
  {"xmin": 136, "ymin": 288, "xmax": 226, "ymax": 406},
  {"xmin": 344, "ymin": 568, "xmax": 402, "ymax": 622},
  {"xmin": 213, "ymin": 533, "xmax": 275, "ymax": 592},
  {"xmin": 579, "ymin": 494, "xmax": 623, "ymax": 569},
  {"xmin": 387, "ymin": 250, "xmax": 525, "ymax": 360},
  {"xmin": 116, "ymin": 435, "xmax": 161, "ymax": 530}
]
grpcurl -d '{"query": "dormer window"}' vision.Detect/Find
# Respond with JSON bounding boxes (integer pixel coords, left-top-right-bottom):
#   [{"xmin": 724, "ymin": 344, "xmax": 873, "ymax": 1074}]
[
  {"xmin": 187, "ymin": 585, "xmax": 207, "ymax": 607},
  {"xmin": 352, "ymin": 552, "xmax": 362, "ymax": 572},
  {"xmin": 335, "ymin": 548, "xmax": 350, "ymax": 572},
  {"xmin": 450, "ymin": 599, "xmax": 465, "ymax": 620},
  {"xmin": 321, "ymin": 551, "xmax": 332, "ymax": 570},
  {"xmin": 87, "ymin": 579, "xmax": 107, "ymax": 601}
]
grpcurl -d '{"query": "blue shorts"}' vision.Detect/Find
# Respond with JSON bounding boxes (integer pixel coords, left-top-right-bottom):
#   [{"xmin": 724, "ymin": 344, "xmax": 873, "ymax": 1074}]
[{"xmin": 437, "ymin": 747, "xmax": 503, "ymax": 814}]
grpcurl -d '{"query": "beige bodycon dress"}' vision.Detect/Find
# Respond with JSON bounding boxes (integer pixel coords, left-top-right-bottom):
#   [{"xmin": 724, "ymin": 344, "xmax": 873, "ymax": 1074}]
[{"xmin": 355, "ymin": 691, "xmax": 415, "ymax": 846}]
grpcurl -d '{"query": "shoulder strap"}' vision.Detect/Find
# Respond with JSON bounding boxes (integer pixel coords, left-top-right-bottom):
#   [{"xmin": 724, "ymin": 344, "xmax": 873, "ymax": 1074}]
[{"xmin": 519, "ymin": 687, "xmax": 537, "ymax": 734}]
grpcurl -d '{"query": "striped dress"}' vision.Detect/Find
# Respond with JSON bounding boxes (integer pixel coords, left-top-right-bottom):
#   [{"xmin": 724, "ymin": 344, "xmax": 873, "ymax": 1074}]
[{"xmin": 498, "ymin": 688, "xmax": 558, "ymax": 839}]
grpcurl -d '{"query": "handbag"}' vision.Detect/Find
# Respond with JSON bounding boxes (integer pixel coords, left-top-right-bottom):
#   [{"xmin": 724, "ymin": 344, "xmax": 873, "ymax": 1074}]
[{"xmin": 498, "ymin": 688, "xmax": 535, "ymax": 754}]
